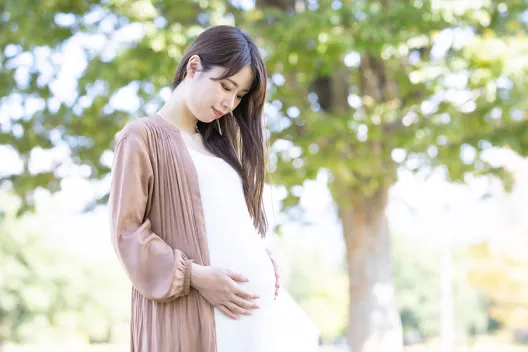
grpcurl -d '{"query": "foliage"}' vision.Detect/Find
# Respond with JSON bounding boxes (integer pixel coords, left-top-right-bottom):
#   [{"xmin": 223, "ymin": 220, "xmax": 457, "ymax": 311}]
[
  {"xmin": 0, "ymin": 196, "xmax": 129, "ymax": 344},
  {"xmin": 281, "ymin": 231, "xmax": 492, "ymax": 342},
  {"xmin": 391, "ymin": 233, "xmax": 489, "ymax": 339},
  {"xmin": 466, "ymin": 241, "xmax": 528, "ymax": 332},
  {"xmin": 2, "ymin": 0, "xmax": 528, "ymax": 349},
  {"xmin": 279, "ymin": 242, "xmax": 349, "ymax": 342},
  {"xmin": 0, "ymin": 0, "xmax": 526, "ymax": 213}
]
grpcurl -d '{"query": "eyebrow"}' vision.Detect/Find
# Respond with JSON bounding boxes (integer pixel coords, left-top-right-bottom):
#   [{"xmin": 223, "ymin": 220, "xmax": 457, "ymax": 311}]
[{"xmin": 226, "ymin": 78, "xmax": 249, "ymax": 93}]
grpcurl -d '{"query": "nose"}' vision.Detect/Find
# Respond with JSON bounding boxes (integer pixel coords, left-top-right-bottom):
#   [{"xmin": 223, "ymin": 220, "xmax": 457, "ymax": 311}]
[{"xmin": 222, "ymin": 94, "xmax": 237, "ymax": 112}]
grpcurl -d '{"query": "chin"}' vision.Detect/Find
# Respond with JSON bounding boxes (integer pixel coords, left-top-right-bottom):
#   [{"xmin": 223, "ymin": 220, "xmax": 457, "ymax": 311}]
[{"xmin": 196, "ymin": 115, "xmax": 214, "ymax": 124}]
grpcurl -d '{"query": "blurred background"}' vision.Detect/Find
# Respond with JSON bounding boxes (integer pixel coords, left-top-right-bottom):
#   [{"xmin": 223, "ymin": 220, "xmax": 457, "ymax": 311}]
[{"xmin": 1, "ymin": 0, "xmax": 527, "ymax": 351}]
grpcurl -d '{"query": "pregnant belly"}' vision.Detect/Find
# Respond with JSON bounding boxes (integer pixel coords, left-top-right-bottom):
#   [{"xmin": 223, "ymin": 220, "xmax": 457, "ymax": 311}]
[
  {"xmin": 207, "ymin": 229, "xmax": 277, "ymax": 351},
  {"xmin": 208, "ymin": 231, "xmax": 276, "ymax": 304},
  {"xmin": 210, "ymin": 237, "xmax": 277, "ymax": 351}
]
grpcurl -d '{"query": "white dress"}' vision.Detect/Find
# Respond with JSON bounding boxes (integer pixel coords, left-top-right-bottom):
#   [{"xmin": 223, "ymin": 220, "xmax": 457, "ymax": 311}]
[{"xmin": 186, "ymin": 146, "xmax": 278, "ymax": 352}]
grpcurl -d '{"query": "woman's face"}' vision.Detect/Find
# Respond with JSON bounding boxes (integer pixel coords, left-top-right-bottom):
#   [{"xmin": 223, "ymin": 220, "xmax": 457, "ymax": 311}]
[{"xmin": 186, "ymin": 61, "xmax": 254, "ymax": 124}]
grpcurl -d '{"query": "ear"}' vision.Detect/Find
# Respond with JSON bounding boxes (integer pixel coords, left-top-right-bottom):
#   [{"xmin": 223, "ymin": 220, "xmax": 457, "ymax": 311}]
[{"xmin": 186, "ymin": 55, "xmax": 202, "ymax": 78}]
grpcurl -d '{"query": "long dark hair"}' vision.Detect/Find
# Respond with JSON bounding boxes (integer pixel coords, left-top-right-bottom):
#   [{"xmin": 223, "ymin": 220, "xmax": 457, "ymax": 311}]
[{"xmin": 171, "ymin": 25, "xmax": 268, "ymax": 237}]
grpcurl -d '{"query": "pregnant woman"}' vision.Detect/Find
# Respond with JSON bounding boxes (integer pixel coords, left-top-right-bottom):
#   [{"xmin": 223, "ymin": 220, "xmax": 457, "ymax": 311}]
[{"xmin": 109, "ymin": 25, "xmax": 280, "ymax": 351}]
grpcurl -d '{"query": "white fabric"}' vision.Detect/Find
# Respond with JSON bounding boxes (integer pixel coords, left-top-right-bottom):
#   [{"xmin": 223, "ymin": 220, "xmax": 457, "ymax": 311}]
[{"xmin": 187, "ymin": 147, "xmax": 278, "ymax": 352}]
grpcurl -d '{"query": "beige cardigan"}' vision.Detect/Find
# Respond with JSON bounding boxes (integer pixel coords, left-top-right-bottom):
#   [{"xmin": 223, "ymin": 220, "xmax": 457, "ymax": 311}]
[{"xmin": 109, "ymin": 114, "xmax": 217, "ymax": 351}]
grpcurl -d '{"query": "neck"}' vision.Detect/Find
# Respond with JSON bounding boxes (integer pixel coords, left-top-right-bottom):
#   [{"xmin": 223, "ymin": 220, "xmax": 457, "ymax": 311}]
[{"xmin": 157, "ymin": 83, "xmax": 198, "ymax": 135}]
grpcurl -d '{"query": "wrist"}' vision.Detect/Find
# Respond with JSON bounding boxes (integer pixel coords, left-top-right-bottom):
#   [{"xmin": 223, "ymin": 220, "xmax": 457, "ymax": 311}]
[{"xmin": 190, "ymin": 263, "xmax": 207, "ymax": 289}]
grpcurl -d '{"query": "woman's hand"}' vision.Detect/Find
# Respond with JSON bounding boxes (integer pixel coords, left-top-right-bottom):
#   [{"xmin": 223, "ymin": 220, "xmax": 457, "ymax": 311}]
[
  {"xmin": 190, "ymin": 263, "xmax": 260, "ymax": 320},
  {"xmin": 266, "ymin": 249, "xmax": 280, "ymax": 300}
]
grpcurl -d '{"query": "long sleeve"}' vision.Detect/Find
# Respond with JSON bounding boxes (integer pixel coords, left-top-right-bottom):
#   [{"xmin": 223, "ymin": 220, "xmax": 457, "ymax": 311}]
[{"xmin": 108, "ymin": 129, "xmax": 193, "ymax": 303}]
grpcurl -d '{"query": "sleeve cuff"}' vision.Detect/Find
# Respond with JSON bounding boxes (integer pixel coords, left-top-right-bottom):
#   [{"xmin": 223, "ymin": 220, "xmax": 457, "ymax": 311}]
[
  {"xmin": 167, "ymin": 253, "xmax": 194, "ymax": 299},
  {"xmin": 182, "ymin": 258, "xmax": 194, "ymax": 296}
]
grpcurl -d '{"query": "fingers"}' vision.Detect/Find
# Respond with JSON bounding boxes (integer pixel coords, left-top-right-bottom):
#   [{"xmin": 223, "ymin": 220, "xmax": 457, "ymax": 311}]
[
  {"xmin": 267, "ymin": 253, "xmax": 280, "ymax": 280},
  {"xmin": 226, "ymin": 301, "xmax": 253, "ymax": 316},
  {"xmin": 269, "ymin": 253, "xmax": 281, "ymax": 300},
  {"xmin": 236, "ymin": 287, "xmax": 260, "ymax": 300},
  {"xmin": 217, "ymin": 304, "xmax": 239, "ymax": 320},
  {"xmin": 232, "ymin": 294, "xmax": 260, "ymax": 310},
  {"xmin": 224, "ymin": 269, "xmax": 260, "ymax": 301},
  {"xmin": 226, "ymin": 270, "xmax": 249, "ymax": 283},
  {"xmin": 217, "ymin": 300, "xmax": 255, "ymax": 320},
  {"xmin": 269, "ymin": 254, "xmax": 278, "ymax": 267}
]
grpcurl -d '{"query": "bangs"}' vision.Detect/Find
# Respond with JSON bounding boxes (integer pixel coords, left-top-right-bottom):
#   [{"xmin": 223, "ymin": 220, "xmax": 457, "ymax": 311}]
[{"xmin": 207, "ymin": 47, "xmax": 266, "ymax": 108}]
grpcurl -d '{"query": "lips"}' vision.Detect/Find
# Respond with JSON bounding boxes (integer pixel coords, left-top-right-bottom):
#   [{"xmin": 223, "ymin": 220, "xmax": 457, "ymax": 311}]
[{"xmin": 212, "ymin": 107, "xmax": 223, "ymax": 119}]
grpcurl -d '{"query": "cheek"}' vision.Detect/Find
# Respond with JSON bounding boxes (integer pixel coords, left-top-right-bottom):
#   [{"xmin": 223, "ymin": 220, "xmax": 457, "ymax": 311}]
[
  {"xmin": 186, "ymin": 91, "xmax": 205, "ymax": 116},
  {"xmin": 197, "ymin": 84, "xmax": 221, "ymax": 104},
  {"xmin": 187, "ymin": 85, "xmax": 221, "ymax": 117},
  {"xmin": 189, "ymin": 85, "xmax": 209, "ymax": 104},
  {"xmin": 208, "ymin": 84, "xmax": 223, "ymax": 102}
]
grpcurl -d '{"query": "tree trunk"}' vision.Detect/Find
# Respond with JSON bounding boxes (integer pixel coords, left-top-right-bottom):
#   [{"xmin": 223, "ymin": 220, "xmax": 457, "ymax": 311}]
[
  {"xmin": 254, "ymin": 0, "xmax": 403, "ymax": 349},
  {"xmin": 338, "ymin": 186, "xmax": 403, "ymax": 352}
]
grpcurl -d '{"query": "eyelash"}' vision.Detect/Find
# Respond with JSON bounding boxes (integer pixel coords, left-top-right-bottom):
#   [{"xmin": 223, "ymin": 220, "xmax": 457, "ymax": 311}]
[{"xmin": 221, "ymin": 83, "xmax": 243, "ymax": 100}]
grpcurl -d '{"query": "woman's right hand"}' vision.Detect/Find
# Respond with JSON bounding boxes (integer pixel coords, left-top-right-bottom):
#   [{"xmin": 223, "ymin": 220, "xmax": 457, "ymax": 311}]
[{"xmin": 190, "ymin": 263, "xmax": 260, "ymax": 320}]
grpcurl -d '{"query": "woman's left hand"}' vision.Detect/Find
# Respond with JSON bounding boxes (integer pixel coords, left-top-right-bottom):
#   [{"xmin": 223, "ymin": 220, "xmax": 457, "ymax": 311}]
[{"xmin": 266, "ymin": 249, "xmax": 280, "ymax": 300}]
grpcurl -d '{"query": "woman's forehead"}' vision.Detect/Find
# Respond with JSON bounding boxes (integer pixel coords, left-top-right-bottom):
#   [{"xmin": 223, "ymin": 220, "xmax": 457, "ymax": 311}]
[{"xmin": 212, "ymin": 65, "xmax": 254, "ymax": 89}]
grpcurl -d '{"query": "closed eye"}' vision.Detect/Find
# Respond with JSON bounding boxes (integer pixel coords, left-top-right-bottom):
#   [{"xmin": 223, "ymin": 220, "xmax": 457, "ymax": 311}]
[{"xmin": 221, "ymin": 83, "xmax": 243, "ymax": 100}]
